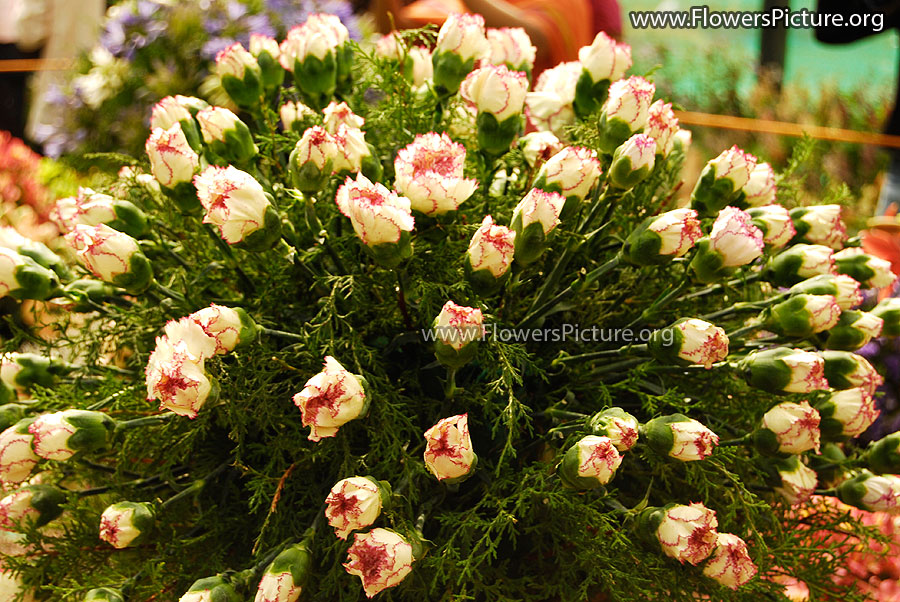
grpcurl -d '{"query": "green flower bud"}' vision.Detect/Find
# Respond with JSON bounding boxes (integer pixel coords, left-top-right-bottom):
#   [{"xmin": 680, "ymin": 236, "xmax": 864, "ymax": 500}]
[
  {"xmin": 760, "ymin": 294, "xmax": 841, "ymax": 338},
  {"xmin": 179, "ymin": 575, "xmax": 241, "ymax": 602},
  {"xmin": 609, "ymin": 134, "xmax": 656, "ymax": 189},
  {"xmin": 196, "ymin": 107, "xmax": 258, "ymax": 164},
  {"xmin": 648, "ymin": 318, "xmax": 729, "ymax": 368},
  {"xmin": 558, "ymin": 435, "xmax": 622, "ymax": 490},
  {"xmin": 815, "ymin": 388, "xmax": 878, "ymax": 441},
  {"xmin": 737, "ymin": 347, "xmax": 828, "ymax": 393},
  {"xmin": 84, "ymin": 587, "xmax": 125, "ymax": 602},
  {"xmin": 0, "ymin": 248, "xmax": 60, "ymax": 301},
  {"xmin": 1, "ymin": 352, "xmax": 68, "ymax": 391},
  {"xmin": 29, "ymin": 409, "xmax": 116, "ymax": 461},
  {"xmin": 764, "ymin": 244, "xmax": 835, "ymax": 287},
  {"xmin": 836, "ymin": 471, "xmax": 900, "ymax": 514},
  {"xmin": 0, "ymin": 484, "xmax": 66, "ymax": 530},
  {"xmin": 822, "ymin": 310, "xmax": 884, "ymax": 351},
  {"xmin": 864, "ymin": 432, "xmax": 900, "ymax": 474},
  {"xmin": 821, "ymin": 350, "xmax": 881, "ymax": 392},
  {"xmin": 872, "ymin": 297, "xmax": 900, "ymax": 336},
  {"xmin": 690, "ymin": 146, "xmax": 756, "ymax": 217},
  {"xmin": 642, "ymin": 414, "xmax": 719, "ymax": 461},
  {"xmin": 431, "ymin": 301, "xmax": 484, "ymax": 369},
  {"xmin": 588, "ymin": 407, "xmax": 639, "ymax": 451},
  {"xmin": 99, "ymin": 501, "xmax": 155, "ymax": 549},
  {"xmin": 255, "ymin": 541, "xmax": 311, "ymax": 602},
  {"xmin": 511, "ymin": 189, "xmax": 564, "ymax": 265},
  {"xmin": 249, "ymin": 34, "xmax": 285, "ymax": 91},
  {"xmin": 833, "ymin": 247, "xmax": 897, "ymax": 289},
  {"xmin": 789, "ymin": 274, "xmax": 862, "ymax": 310},
  {"xmin": 622, "ymin": 208, "xmax": 702, "ymax": 266}
]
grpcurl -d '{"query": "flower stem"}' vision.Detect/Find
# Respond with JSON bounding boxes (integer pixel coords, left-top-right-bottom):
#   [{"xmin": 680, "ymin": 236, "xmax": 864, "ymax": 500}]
[
  {"xmin": 676, "ymin": 272, "xmax": 763, "ymax": 302},
  {"xmin": 152, "ymin": 281, "xmax": 186, "ymax": 303},
  {"xmin": 726, "ymin": 323, "xmax": 762, "ymax": 341},
  {"xmin": 203, "ymin": 224, "xmax": 256, "ymax": 294},
  {"xmin": 160, "ymin": 462, "xmax": 230, "ymax": 511},
  {"xmin": 444, "ymin": 367, "xmax": 458, "ymax": 400},
  {"xmin": 718, "ymin": 433, "xmax": 753, "ymax": 447},
  {"xmin": 259, "ymin": 327, "xmax": 307, "ymax": 343},
  {"xmin": 552, "ymin": 343, "xmax": 649, "ymax": 366},
  {"xmin": 115, "ymin": 413, "xmax": 175, "ymax": 433}
]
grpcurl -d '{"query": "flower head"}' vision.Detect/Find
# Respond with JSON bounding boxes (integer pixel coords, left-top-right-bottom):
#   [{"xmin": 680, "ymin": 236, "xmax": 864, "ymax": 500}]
[
  {"xmin": 833, "ymin": 247, "xmax": 897, "ymax": 289},
  {"xmin": 335, "ymin": 173, "xmax": 415, "ymax": 246},
  {"xmin": 558, "ymin": 435, "xmax": 622, "ymax": 489},
  {"xmin": 145, "ymin": 338, "xmax": 213, "ymax": 418},
  {"xmin": 603, "ymin": 76, "xmax": 655, "ymax": 133},
  {"xmin": 739, "ymin": 347, "xmax": 829, "ymax": 393},
  {"xmin": 817, "ymin": 388, "xmax": 879, "ymax": 439},
  {"xmin": 707, "ymin": 207, "xmax": 765, "ymax": 267},
  {"xmin": 194, "ymin": 165, "xmax": 274, "ymax": 245},
  {"xmin": 0, "ymin": 419, "xmax": 39, "ymax": 484},
  {"xmin": 534, "ymin": 146, "xmax": 602, "ymax": 201},
  {"xmin": 325, "ymin": 477, "xmax": 385, "ymax": 540},
  {"xmin": 518, "ymin": 131, "xmax": 563, "ymax": 167},
  {"xmin": 766, "ymin": 244, "xmax": 836, "ymax": 286},
  {"xmin": 486, "ymin": 27, "xmax": 536, "ymax": 72},
  {"xmin": 28, "ymin": 409, "xmax": 114, "ymax": 461},
  {"xmin": 747, "ymin": 204, "xmax": 795, "ymax": 248},
  {"xmin": 65, "ymin": 224, "xmax": 152, "ymax": 292},
  {"xmin": 644, "ymin": 414, "xmax": 719, "ymax": 461},
  {"xmin": 654, "ymin": 502, "xmax": 719, "ymax": 565},
  {"xmin": 645, "ymin": 100, "xmax": 679, "ymax": 156},
  {"xmin": 524, "ymin": 61, "xmax": 580, "ymax": 137},
  {"xmin": 758, "ymin": 401, "xmax": 821, "ymax": 454},
  {"xmin": 467, "ymin": 216, "xmax": 516, "ymax": 279},
  {"xmin": 774, "ymin": 455, "xmax": 817, "ymax": 505},
  {"xmin": 460, "ymin": 64, "xmax": 529, "ymax": 122},
  {"xmin": 434, "ymin": 13, "xmax": 489, "ymax": 62},
  {"xmin": 424, "ymin": 414, "xmax": 477, "ymax": 482},
  {"xmin": 578, "ymin": 31, "xmax": 631, "ymax": 82},
  {"xmin": 99, "ymin": 501, "xmax": 155, "ymax": 549},
  {"xmin": 293, "ymin": 357, "xmax": 367, "ymax": 442},
  {"xmin": 651, "ymin": 318, "xmax": 729, "ymax": 369},
  {"xmin": 322, "ymin": 101, "xmax": 365, "ymax": 133},
  {"xmin": 394, "ymin": 133, "xmax": 478, "ymax": 215},
  {"xmin": 254, "ymin": 542, "xmax": 310, "ymax": 602},
  {"xmin": 741, "ymin": 162, "xmax": 776, "ymax": 207},
  {"xmin": 790, "ymin": 205, "xmax": 846, "ymax": 249},
  {"xmin": 146, "ymin": 125, "xmax": 200, "ymax": 189},
  {"xmin": 588, "ymin": 407, "xmax": 640, "ymax": 451},
  {"xmin": 702, "ymin": 533, "xmax": 757, "ymax": 589},
  {"xmin": 343, "ymin": 528, "xmax": 415, "ymax": 598}
]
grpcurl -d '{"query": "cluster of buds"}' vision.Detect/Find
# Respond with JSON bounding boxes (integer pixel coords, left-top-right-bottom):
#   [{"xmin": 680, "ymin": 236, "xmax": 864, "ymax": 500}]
[
  {"xmin": 146, "ymin": 305, "xmax": 256, "ymax": 418},
  {"xmin": 574, "ymin": 32, "xmax": 632, "ymax": 118},
  {"xmin": 293, "ymin": 356, "xmax": 369, "ymax": 441},
  {"xmin": 640, "ymin": 503, "xmax": 757, "ymax": 588},
  {"xmin": 194, "ymin": 165, "xmax": 282, "ymax": 251}
]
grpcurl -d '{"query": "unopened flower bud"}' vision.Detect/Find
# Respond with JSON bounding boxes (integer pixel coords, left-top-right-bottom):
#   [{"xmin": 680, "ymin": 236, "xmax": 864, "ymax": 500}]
[
  {"xmin": 511, "ymin": 188, "xmax": 565, "ymax": 265},
  {"xmin": 754, "ymin": 401, "xmax": 820, "ymax": 455},
  {"xmin": 179, "ymin": 575, "xmax": 241, "ymax": 602},
  {"xmin": 28, "ymin": 409, "xmax": 115, "ymax": 461},
  {"xmin": 598, "ymin": 76, "xmax": 655, "ymax": 152},
  {"xmin": 609, "ymin": 134, "xmax": 655, "ymax": 189},
  {"xmin": 837, "ymin": 471, "xmax": 900, "ymax": 514},
  {"xmin": 289, "ymin": 126, "xmax": 338, "ymax": 193},
  {"xmin": 196, "ymin": 106, "xmax": 258, "ymax": 163},
  {"xmin": 816, "ymin": 388, "xmax": 879, "ymax": 440},
  {"xmin": 189, "ymin": 305, "xmax": 257, "ymax": 355},
  {"xmin": 460, "ymin": 65, "xmax": 528, "ymax": 155},
  {"xmin": 649, "ymin": 318, "xmax": 729, "ymax": 369},
  {"xmin": 466, "ymin": 216, "xmax": 516, "ymax": 295},
  {"xmin": 574, "ymin": 32, "xmax": 631, "ymax": 117},
  {"xmin": 432, "ymin": 13, "xmax": 489, "ymax": 94},
  {"xmin": 773, "ymin": 455, "xmax": 817, "ymax": 505},
  {"xmin": 690, "ymin": 207, "xmax": 764, "ymax": 283},
  {"xmin": 588, "ymin": 407, "xmax": 640, "ymax": 451},
  {"xmin": 764, "ymin": 244, "xmax": 835, "ymax": 287},
  {"xmin": 623, "ymin": 208, "xmax": 703, "ymax": 266},
  {"xmin": 790, "ymin": 205, "xmax": 846, "ymax": 249},
  {"xmin": 640, "ymin": 502, "xmax": 719, "ymax": 565},
  {"xmin": 518, "ymin": 131, "xmax": 563, "ymax": 167},
  {"xmin": 331, "ymin": 125, "xmax": 377, "ymax": 178},
  {"xmin": 279, "ymin": 100, "xmax": 316, "ymax": 133},
  {"xmin": 865, "ymin": 432, "xmax": 900, "ymax": 474},
  {"xmin": 84, "ymin": 587, "xmax": 125, "ymax": 602},
  {"xmin": 67, "ymin": 224, "xmax": 153, "ymax": 293},
  {"xmin": 279, "ymin": 15, "xmax": 349, "ymax": 105},
  {"xmin": 424, "ymin": 413, "xmax": 477, "ymax": 483},
  {"xmin": 145, "ymin": 124, "xmax": 202, "ymax": 213},
  {"xmin": 833, "ymin": 247, "xmax": 897, "ymax": 289},
  {"xmin": 691, "ymin": 146, "xmax": 757, "ymax": 217},
  {"xmin": 872, "ymin": 297, "xmax": 900, "ymax": 336},
  {"xmin": 737, "ymin": 162, "xmax": 776, "ymax": 207},
  {"xmin": 0, "ymin": 419, "xmax": 38, "ymax": 484},
  {"xmin": 150, "ymin": 95, "xmax": 203, "ymax": 151},
  {"xmin": 0, "ymin": 484, "xmax": 66, "ymax": 531},
  {"xmin": 822, "ymin": 310, "xmax": 883, "ymax": 351},
  {"xmin": 343, "ymin": 528, "xmax": 416, "ymax": 598},
  {"xmin": 293, "ymin": 356, "xmax": 368, "ymax": 442},
  {"xmin": 335, "ymin": 174, "xmax": 415, "ymax": 267},
  {"xmin": 215, "ymin": 42, "xmax": 263, "ymax": 108},
  {"xmin": 51, "ymin": 188, "xmax": 148, "ymax": 238},
  {"xmin": 645, "ymin": 100, "xmax": 679, "ymax": 157},
  {"xmin": 738, "ymin": 347, "xmax": 829, "ymax": 393},
  {"xmin": 644, "ymin": 414, "xmax": 719, "ymax": 461},
  {"xmin": 790, "ymin": 274, "xmax": 861, "ymax": 310},
  {"xmin": 325, "ymin": 476, "xmax": 390, "ymax": 540},
  {"xmin": 532, "ymin": 146, "xmax": 602, "ymax": 219},
  {"xmin": 394, "ymin": 133, "xmax": 477, "ymax": 216},
  {"xmin": 558, "ymin": 435, "xmax": 622, "ymax": 489},
  {"xmin": 432, "ymin": 301, "xmax": 484, "ymax": 369},
  {"xmin": 821, "ymin": 350, "xmax": 882, "ymax": 394},
  {"xmin": 702, "ymin": 533, "xmax": 757, "ymax": 589},
  {"xmin": 249, "ymin": 33, "xmax": 284, "ymax": 91},
  {"xmin": 747, "ymin": 204, "xmax": 795, "ymax": 248},
  {"xmin": 486, "ymin": 27, "xmax": 536, "ymax": 74},
  {"xmin": 99, "ymin": 501, "xmax": 155, "ymax": 549},
  {"xmin": 254, "ymin": 541, "xmax": 311, "ymax": 602},
  {"xmin": 0, "ymin": 248, "xmax": 60, "ymax": 301},
  {"xmin": 194, "ymin": 165, "xmax": 281, "ymax": 251},
  {"xmin": 761, "ymin": 294, "xmax": 841, "ymax": 338}
]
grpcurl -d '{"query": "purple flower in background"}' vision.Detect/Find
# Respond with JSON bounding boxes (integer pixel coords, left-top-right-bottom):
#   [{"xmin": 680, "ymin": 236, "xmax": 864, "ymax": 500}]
[{"xmin": 859, "ymin": 337, "xmax": 900, "ymax": 442}]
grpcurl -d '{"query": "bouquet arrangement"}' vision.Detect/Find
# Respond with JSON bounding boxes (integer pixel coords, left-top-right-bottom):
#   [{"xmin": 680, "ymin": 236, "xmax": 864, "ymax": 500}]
[
  {"xmin": 36, "ymin": 0, "xmax": 359, "ymax": 158},
  {"xmin": 3, "ymin": 12, "xmax": 900, "ymax": 601}
]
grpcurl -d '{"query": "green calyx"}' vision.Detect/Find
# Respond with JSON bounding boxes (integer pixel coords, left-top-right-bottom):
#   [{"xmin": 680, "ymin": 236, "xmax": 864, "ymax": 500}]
[
  {"xmin": 737, "ymin": 348, "xmax": 793, "ymax": 393},
  {"xmin": 865, "ymin": 433, "xmax": 900, "ymax": 474},
  {"xmin": 690, "ymin": 164, "xmax": 741, "ymax": 218},
  {"xmin": 475, "ymin": 112, "xmax": 523, "ymax": 157},
  {"xmin": 573, "ymin": 70, "xmax": 611, "ymax": 120}
]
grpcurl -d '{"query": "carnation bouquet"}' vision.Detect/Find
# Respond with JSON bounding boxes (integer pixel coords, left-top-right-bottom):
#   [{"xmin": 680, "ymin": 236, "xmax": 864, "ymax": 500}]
[{"xmin": 3, "ymin": 11, "xmax": 900, "ymax": 602}]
